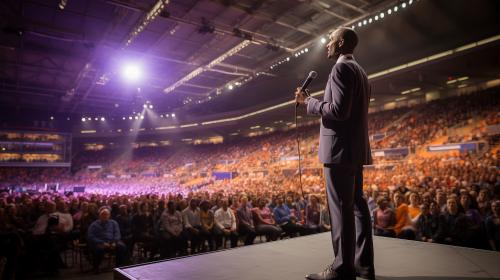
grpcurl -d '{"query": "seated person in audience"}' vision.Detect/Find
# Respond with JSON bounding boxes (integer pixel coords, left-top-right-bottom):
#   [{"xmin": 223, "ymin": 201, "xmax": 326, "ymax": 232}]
[
  {"xmin": 199, "ymin": 200, "xmax": 216, "ymax": 251},
  {"xmin": 32, "ymin": 201, "xmax": 66, "ymax": 274},
  {"xmin": 408, "ymin": 192, "xmax": 421, "ymax": 221},
  {"xmin": 319, "ymin": 201, "xmax": 331, "ymax": 232},
  {"xmin": 435, "ymin": 198, "xmax": 471, "ymax": 246},
  {"xmin": 485, "ymin": 200, "xmax": 500, "ymax": 251},
  {"xmin": 416, "ymin": 202, "xmax": 440, "ymax": 242},
  {"xmin": 477, "ymin": 189, "xmax": 491, "ymax": 217},
  {"xmin": 392, "ymin": 192, "xmax": 416, "ymax": 240},
  {"xmin": 236, "ymin": 195, "xmax": 256, "ymax": 245},
  {"xmin": 285, "ymin": 195, "xmax": 304, "ymax": 225},
  {"xmin": 373, "ymin": 197, "xmax": 395, "ymax": 237},
  {"xmin": 182, "ymin": 199, "xmax": 202, "ymax": 254},
  {"xmin": 252, "ymin": 197, "xmax": 282, "ymax": 241},
  {"xmin": 159, "ymin": 201, "xmax": 185, "ymax": 258},
  {"xmin": 214, "ymin": 198, "xmax": 238, "ymax": 248},
  {"xmin": 273, "ymin": 195, "xmax": 304, "ymax": 237},
  {"xmin": 115, "ymin": 205, "xmax": 133, "ymax": 255},
  {"xmin": 460, "ymin": 193, "xmax": 483, "ymax": 248},
  {"xmin": 131, "ymin": 202, "xmax": 157, "ymax": 260},
  {"xmin": 87, "ymin": 207, "xmax": 128, "ymax": 273},
  {"xmin": 304, "ymin": 195, "xmax": 322, "ymax": 234}
]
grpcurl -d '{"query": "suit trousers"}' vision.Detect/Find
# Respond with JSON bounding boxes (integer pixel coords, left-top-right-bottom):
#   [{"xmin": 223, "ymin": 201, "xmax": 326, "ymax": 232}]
[{"xmin": 324, "ymin": 164, "xmax": 374, "ymax": 279}]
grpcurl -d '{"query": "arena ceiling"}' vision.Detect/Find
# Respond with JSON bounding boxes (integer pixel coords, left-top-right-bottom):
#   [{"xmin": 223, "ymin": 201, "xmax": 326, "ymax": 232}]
[{"xmin": 0, "ymin": 0, "xmax": 499, "ymax": 132}]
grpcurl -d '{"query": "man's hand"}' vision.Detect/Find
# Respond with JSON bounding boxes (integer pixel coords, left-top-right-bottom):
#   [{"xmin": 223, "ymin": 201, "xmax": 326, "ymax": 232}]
[{"xmin": 295, "ymin": 87, "xmax": 308, "ymax": 105}]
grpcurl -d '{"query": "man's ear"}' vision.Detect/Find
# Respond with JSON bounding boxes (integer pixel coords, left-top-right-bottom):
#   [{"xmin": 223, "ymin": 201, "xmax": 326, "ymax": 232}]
[{"xmin": 337, "ymin": 38, "xmax": 344, "ymax": 49}]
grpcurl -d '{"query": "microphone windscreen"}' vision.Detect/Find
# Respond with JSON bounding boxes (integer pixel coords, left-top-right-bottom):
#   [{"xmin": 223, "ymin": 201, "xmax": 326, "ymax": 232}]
[{"xmin": 309, "ymin": 71, "xmax": 318, "ymax": 79}]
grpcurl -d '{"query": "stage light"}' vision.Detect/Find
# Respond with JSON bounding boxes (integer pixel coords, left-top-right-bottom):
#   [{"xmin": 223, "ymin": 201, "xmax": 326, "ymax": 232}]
[
  {"xmin": 394, "ymin": 6, "xmax": 398, "ymax": 12},
  {"xmin": 129, "ymin": 116, "xmax": 132, "ymax": 120},
  {"xmin": 58, "ymin": 0, "xmax": 68, "ymax": 10},
  {"xmin": 358, "ymin": 22, "xmax": 362, "ymax": 27},
  {"xmin": 122, "ymin": 63, "xmax": 142, "ymax": 82},
  {"xmin": 81, "ymin": 118, "xmax": 86, "ymax": 122},
  {"xmin": 50, "ymin": 116, "xmax": 54, "ymax": 120},
  {"xmin": 320, "ymin": 37, "xmax": 327, "ymax": 44},
  {"xmin": 286, "ymin": 57, "xmax": 290, "ymax": 61},
  {"xmin": 134, "ymin": 116, "xmax": 139, "ymax": 120},
  {"xmin": 380, "ymin": 12, "xmax": 384, "ymax": 18},
  {"xmin": 122, "ymin": 117, "xmax": 126, "ymax": 120},
  {"xmin": 375, "ymin": 15, "xmax": 379, "ymax": 20},
  {"xmin": 388, "ymin": 9, "xmax": 392, "ymax": 14},
  {"xmin": 402, "ymin": 2, "xmax": 407, "ymax": 8},
  {"xmin": 140, "ymin": 115, "xmax": 144, "ymax": 119},
  {"xmin": 94, "ymin": 118, "xmax": 98, "ymax": 121},
  {"xmin": 171, "ymin": 113, "xmax": 175, "ymax": 117},
  {"xmin": 363, "ymin": 20, "xmax": 367, "ymax": 25},
  {"xmin": 100, "ymin": 117, "xmax": 105, "ymax": 121},
  {"xmin": 409, "ymin": 0, "xmax": 413, "ymax": 4},
  {"xmin": 143, "ymin": 104, "xmax": 147, "ymax": 108},
  {"xmin": 304, "ymin": 48, "xmax": 309, "ymax": 52},
  {"xmin": 228, "ymin": 84, "xmax": 234, "ymax": 90}
]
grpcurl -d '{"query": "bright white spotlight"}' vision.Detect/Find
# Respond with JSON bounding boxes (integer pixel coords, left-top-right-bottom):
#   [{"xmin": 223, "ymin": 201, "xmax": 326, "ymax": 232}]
[
  {"xmin": 171, "ymin": 113, "xmax": 175, "ymax": 117},
  {"xmin": 100, "ymin": 117, "xmax": 105, "ymax": 121},
  {"xmin": 394, "ymin": 6, "xmax": 398, "ymax": 12},
  {"xmin": 363, "ymin": 20, "xmax": 367, "ymax": 25},
  {"xmin": 380, "ymin": 12, "xmax": 384, "ymax": 18},
  {"xmin": 143, "ymin": 104, "xmax": 147, "ymax": 108},
  {"xmin": 228, "ymin": 84, "xmax": 234, "ymax": 90},
  {"xmin": 409, "ymin": 0, "xmax": 413, "ymax": 4},
  {"xmin": 81, "ymin": 118, "xmax": 86, "ymax": 122},
  {"xmin": 358, "ymin": 22, "xmax": 362, "ymax": 27},
  {"xmin": 304, "ymin": 48, "xmax": 309, "ymax": 52},
  {"xmin": 375, "ymin": 15, "xmax": 378, "ymax": 20},
  {"xmin": 320, "ymin": 37, "xmax": 327, "ymax": 44},
  {"xmin": 402, "ymin": 2, "xmax": 406, "ymax": 8},
  {"xmin": 166, "ymin": 114, "xmax": 169, "ymax": 117},
  {"xmin": 149, "ymin": 105, "xmax": 153, "ymax": 109},
  {"xmin": 140, "ymin": 115, "xmax": 144, "ymax": 119},
  {"xmin": 134, "ymin": 116, "xmax": 138, "ymax": 120},
  {"xmin": 94, "ymin": 118, "xmax": 98, "ymax": 121},
  {"xmin": 122, "ymin": 63, "xmax": 142, "ymax": 82},
  {"xmin": 129, "ymin": 116, "xmax": 132, "ymax": 120},
  {"xmin": 388, "ymin": 9, "xmax": 392, "ymax": 14},
  {"xmin": 122, "ymin": 117, "xmax": 126, "ymax": 120}
]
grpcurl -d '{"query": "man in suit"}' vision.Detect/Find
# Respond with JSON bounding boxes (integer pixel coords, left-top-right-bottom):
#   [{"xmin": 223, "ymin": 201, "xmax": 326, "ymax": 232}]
[{"xmin": 295, "ymin": 27, "xmax": 375, "ymax": 280}]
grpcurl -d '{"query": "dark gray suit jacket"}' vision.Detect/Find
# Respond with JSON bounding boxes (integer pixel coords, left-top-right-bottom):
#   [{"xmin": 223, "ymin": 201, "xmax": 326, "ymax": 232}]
[{"xmin": 306, "ymin": 55, "xmax": 372, "ymax": 166}]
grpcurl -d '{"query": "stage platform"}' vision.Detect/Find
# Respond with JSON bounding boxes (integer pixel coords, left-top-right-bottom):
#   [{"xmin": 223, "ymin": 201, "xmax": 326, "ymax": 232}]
[{"xmin": 114, "ymin": 233, "xmax": 500, "ymax": 280}]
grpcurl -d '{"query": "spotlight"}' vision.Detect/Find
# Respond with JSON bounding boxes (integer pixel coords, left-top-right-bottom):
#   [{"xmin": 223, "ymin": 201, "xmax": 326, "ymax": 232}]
[
  {"xmin": 171, "ymin": 113, "xmax": 175, "ymax": 117},
  {"xmin": 81, "ymin": 118, "xmax": 86, "ymax": 122},
  {"xmin": 228, "ymin": 84, "xmax": 234, "ymax": 90},
  {"xmin": 402, "ymin": 2, "xmax": 406, "ymax": 8},
  {"xmin": 140, "ymin": 115, "xmax": 144, "ymax": 119},
  {"xmin": 409, "ymin": 0, "xmax": 413, "ymax": 4},
  {"xmin": 149, "ymin": 105, "xmax": 153, "ymax": 109},
  {"xmin": 160, "ymin": 115, "xmax": 163, "ymax": 118},
  {"xmin": 100, "ymin": 117, "xmax": 105, "ymax": 121},
  {"xmin": 134, "ymin": 116, "xmax": 139, "ymax": 120},
  {"xmin": 304, "ymin": 48, "xmax": 309, "ymax": 52},
  {"xmin": 368, "ymin": 18, "xmax": 372, "ymax": 23},
  {"xmin": 50, "ymin": 116, "xmax": 54, "ymax": 120},
  {"xmin": 388, "ymin": 9, "xmax": 392, "ymax": 14},
  {"xmin": 358, "ymin": 22, "xmax": 362, "ymax": 27},
  {"xmin": 94, "ymin": 118, "xmax": 98, "ymax": 121},
  {"xmin": 380, "ymin": 12, "xmax": 384, "ymax": 18},
  {"xmin": 143, "ymin": 104, "xmax": 147, "ymax": 108},
  {"xmin": 122, "ymin": 117, "xmax": 126, "ymax": 120},
  {"xmin": 363, "ymin": 20, "xmax": 367, "ymax": 25},
  {"xmin": 300, "ymin": 50, "xmax": 305, "ymax": 54},
  {"xmin": 122, "ymin": 63, "xmax": 142, "ymax": 82},
  {"xmin": 375, "ymin": 15, "xmax": 379, "ymax": 20},
  {"xmin": 394, "ymin": 6, "xmax": 398, "ymax": 12},
  {"xmin": 129, "ymin": 116, "xmax": 132, "ymax": 120},
  {"xmin": 320, "ymin": 37, "xmax": 327, "ymax": 44},
  {"xmin": 166, "ymin": 114, "xmax": 169, "ymax": 117}
]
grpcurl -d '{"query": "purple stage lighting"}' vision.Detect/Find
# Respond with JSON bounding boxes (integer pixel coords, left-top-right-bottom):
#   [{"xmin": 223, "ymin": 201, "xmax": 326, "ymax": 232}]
[{"xmin": 122, "ymin": 63, "xmax": 142, "ymax": 82}]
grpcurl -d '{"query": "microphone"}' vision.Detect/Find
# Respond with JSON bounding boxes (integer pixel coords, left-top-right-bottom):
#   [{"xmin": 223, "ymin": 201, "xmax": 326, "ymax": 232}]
[
  {"xmin": 296, "ymin": 71, "xmax": 318, "ymax": 107},
  {"xmin": 300, "ymin": 71, "xmax": 318, "ymax": 95}
]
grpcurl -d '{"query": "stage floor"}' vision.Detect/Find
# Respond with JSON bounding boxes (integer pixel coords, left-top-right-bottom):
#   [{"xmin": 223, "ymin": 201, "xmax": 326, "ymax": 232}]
[{"xmin": 114, "ymin": 233, "xmax": 500, "ymax": 280}]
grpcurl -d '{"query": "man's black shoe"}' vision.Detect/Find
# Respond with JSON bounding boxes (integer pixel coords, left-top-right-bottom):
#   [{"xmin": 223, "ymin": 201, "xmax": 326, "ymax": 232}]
[
  {"xmin": 305, "ymin": 264, "xmax": 340, "ymax": 280},
  {"xmin": 356, "ymin": 272, "xmax": 375, "ymax": 280}
]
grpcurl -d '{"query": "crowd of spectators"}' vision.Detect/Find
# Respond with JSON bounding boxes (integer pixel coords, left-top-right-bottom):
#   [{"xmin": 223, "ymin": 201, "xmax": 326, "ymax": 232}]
[{"xmin": 0, "ymin": 88, "xmax": 498, "ymax": 279}]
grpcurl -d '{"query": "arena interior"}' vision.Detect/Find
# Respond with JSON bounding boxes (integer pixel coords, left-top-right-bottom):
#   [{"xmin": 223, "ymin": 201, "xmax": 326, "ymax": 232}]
[{"xmin": 0, "ymin": 0, "xmax": 499, "ymax": 279}]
